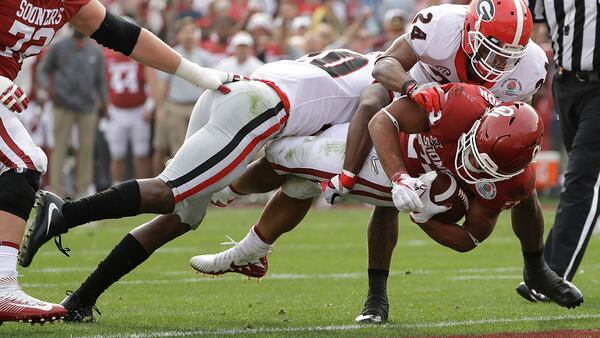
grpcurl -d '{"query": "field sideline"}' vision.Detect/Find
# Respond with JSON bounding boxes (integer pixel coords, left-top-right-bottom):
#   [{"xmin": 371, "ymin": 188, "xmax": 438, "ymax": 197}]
[{"xmin": 4, "ymin": 205, "xmax": 600, "ymax": 337}]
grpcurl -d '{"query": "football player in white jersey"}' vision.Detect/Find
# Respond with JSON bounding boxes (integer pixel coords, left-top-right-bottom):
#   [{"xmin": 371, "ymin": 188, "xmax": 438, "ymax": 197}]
[
  {"xmin": 21, "ymin": 49, "xmax": 389, "ymax": 321},
  {"xmin": 198, "ymin": 0, "xmax": 566, "ymax": 324}
]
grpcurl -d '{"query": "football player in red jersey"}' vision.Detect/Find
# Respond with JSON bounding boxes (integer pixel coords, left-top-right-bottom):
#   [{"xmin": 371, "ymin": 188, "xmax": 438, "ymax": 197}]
[
  {"xmin": 192, "ymin": 83, "xmax": 582, "ymax": 322},
  {"xmin": 0, "ymin": 0, "xmax": 238, "ymax": 324},
  {"xmin": 314, "ymin": 0, "xmax": 558, "ymax": 322}
]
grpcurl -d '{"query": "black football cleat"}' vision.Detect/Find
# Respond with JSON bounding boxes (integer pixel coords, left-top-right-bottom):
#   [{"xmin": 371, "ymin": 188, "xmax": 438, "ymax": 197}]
[
  {"xmin": 354, "ymin": 292, "xmax": 389, "ymax": 324},
  {"xmin": 521, "ymin": 264, "xmax": 583, "ymax": 309},
  {"xmin": 61, "ymin": 290, "xmax": 100, "ymax": 323},
  {"xmin": 516, "ymin": 282, "xmax": 551, "ymax": 303},
  {"xmin": 19, "ymin": 191, "xmax": 70, "ymax": 267}
]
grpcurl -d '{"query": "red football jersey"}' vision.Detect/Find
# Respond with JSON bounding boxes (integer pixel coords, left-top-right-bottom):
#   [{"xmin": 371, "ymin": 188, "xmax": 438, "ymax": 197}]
[
  {"xmin": 399, "ymin": 83, "xmax": 536, "ymax": 210},
  {"xmin": 0, "ymin": 0, "xmax": 90, "ymax": 80},
  {"xmin": 104, "ymin": 49, "xmax": 146, "ymax": 108}
]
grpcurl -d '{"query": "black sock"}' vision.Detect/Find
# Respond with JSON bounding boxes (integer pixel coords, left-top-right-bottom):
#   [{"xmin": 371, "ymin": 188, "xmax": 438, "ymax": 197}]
[
  {"xmin": 62, "ymin": 180, "xmax": 141, "ymax": 228},
  {"xmin": 523, "ymin": 248, "xmax": 545, "ymax": 270},
  {"xmin": 367, "ymin": 269, "xmax": 389, "ymax": 296},
  {"xmin": 76, "ymin": 233, "xmax": 149, "ymax": 305}
]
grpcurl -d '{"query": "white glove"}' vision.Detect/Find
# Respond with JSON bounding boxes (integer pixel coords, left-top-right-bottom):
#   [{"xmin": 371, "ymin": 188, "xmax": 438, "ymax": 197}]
[
  {"xmin": 391, "ymin": 172, "xmax": 425, "ymax": 213},
  {"xmin": 0, "ymin": 75, "xmax": 28, "ymax": 113},
  {"xmin": 175, "ymin": 58, "xmax": 247, "ymax": 94},
  {"xmin": 321, "ymin": 170, "xmax": 357, "ymax": 205},
  {"xmin": 409, "ymin": 171, "xmax": 451, "ymax": 223},
  {"xmin": 211, "ymin": 186, "xmax": 244, "ymax": 207}
]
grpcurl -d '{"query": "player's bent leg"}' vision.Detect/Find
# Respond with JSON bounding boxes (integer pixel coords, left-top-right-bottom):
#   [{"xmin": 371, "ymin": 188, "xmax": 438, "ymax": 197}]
[
  {"xmin": 190, "ymin": 186, "xmax": 315, "ymax": 278},
  {"xmin": 356, "ymin": 206, "xmax": 398, "ymax": 324},
  {"xmin": 159, "ymin": 81, "xmax": 286, "ymax": 209},
  {"xmin": 19, "ymin": 178, "xmax": 174, "ymax": 267},
  {"xmin": 61, "ymin": 214, "xmax": 190, "ymax": 322},
  {"xmin": 0, "ymin": 170, "xmax": 66, "ymax": 323}
]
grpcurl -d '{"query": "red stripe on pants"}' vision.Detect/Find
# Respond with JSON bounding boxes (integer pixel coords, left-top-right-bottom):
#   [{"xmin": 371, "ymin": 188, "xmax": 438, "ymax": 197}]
[{"xmin": 174, "ymin": 113, "xmax": 289, "ymax": 202}]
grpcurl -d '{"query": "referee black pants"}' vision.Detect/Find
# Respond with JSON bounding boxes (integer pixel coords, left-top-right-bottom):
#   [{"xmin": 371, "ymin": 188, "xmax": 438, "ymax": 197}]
[{"xmin": 544, "ymin": 73, "xmax": 600, "ymax": 281}]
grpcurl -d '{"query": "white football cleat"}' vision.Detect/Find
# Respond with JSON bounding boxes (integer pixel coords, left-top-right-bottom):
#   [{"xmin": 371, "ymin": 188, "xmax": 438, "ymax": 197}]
[
  {"xmin": 190, "ymin": 236, "xmax": 269, "ymax": 279},
  {"xmin": 355, "ymin": 313, "xmax": 384, "ymax": 324},
  {"xmin": 0, "ymin": 274, "xmax": 66, "ymax": 324}
]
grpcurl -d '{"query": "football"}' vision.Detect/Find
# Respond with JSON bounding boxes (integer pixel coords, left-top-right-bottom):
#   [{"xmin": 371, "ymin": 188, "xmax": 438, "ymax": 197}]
[{"xmin": 429, "ymin": 171, "xmax": 470, "ymax": 224}]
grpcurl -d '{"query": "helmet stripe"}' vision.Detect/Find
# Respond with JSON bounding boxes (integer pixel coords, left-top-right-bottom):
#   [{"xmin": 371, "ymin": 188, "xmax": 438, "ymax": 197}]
[{"xmin": 512, "ymin": 0, "xmax": 524, "ymax": 45}]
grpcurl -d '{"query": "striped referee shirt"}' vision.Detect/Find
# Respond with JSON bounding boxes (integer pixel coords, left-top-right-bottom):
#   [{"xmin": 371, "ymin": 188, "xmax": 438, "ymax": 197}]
[{"xmin": 528, "ymin": 0, "xmax": 599, "ymax": 71}]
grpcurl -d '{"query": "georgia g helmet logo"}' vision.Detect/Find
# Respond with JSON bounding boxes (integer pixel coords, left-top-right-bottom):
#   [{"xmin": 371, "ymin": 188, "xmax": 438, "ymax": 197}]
[{"xmin": 476, "ymin": 0, "xmax": 495, "ymax": 22}]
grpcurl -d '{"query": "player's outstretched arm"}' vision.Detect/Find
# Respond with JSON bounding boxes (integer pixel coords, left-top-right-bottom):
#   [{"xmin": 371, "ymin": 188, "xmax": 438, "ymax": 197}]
[
  {"xmin": 373, "ymin": 36, "xmax": 445, "ymax": 113},
  {"xmin": 372, "ymin": 37, "xmax": 418, "ymax": 93},
  {"xmin": 416, "ymin": 200, "xmax": 499, "ymax": 252},
  {"xmin": 368, "ymin": 97, "xmax": 430, "ymax": 213},
  {"xmin": 368, "ymin": 96, "xmax": 427, "ymax": 178},
  {"xmin": 69, "ymin": 0, "xmax": 236, "ymax": 93}
]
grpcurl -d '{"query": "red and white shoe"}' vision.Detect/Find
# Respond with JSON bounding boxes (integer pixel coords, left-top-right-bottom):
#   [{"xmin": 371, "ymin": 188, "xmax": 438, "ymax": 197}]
[
  {"xmin": 190, "ymin": 236, "xmax": 269, "ymax": 279},
  {"xmin": 0, "ymin": 274, "xmax": 66, "ymax": 324}
]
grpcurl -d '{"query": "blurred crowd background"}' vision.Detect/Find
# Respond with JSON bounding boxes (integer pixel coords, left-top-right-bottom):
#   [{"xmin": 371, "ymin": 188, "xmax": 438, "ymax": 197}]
[{"xmin": 13, "ymin": 0, "xmax": 559, "ymax": 200}]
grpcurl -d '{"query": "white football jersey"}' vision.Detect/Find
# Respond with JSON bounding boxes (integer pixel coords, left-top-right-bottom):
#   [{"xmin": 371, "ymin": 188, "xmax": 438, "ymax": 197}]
[
  {"xmin": 251, "ymin": 49, "xmax": 380, "ymax": 136},
  {"xmin": 405, "ymin": 4, "xmax": 547, "ymax": 102}
]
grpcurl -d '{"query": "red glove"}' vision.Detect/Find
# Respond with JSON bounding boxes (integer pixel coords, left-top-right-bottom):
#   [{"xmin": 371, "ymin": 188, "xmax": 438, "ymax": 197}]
[{"xmin": 405, "ymin": 81, "xmax": 445, "ymax": 113}]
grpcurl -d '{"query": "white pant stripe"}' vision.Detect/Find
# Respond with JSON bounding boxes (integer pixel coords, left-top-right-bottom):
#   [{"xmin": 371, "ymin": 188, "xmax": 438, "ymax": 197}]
[{"xmin": 563, "ymin": 171, "xmax": 600, "ymax": 278}]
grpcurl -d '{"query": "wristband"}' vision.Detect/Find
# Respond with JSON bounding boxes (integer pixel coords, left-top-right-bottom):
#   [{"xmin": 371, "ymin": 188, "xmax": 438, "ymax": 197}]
[
  {"xmin": 401, "ymin": 80, "xmax": 417, "ymax": 96},
  {"xmin": 390, "ymin": 171, "xmax": 407, "ymax": 184},
  {"xmin": 339, "ymin": 170, "xmax": 357, "ymax": 189}
]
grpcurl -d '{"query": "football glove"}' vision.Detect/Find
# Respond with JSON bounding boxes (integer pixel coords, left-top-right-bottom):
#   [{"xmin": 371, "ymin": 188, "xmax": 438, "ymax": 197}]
[
  {"xmin": 175, "ymin": 58, "xmax": 248, "ymax": 94},
  {"xmin": 321, "ymin": 170, "xmax": 357, "ymax": 205},
  {"xmin": 406, "ymin": 81, "xmax": 445, "ymax": 113},
  {"xmin": 391, "ymin": 171, "xmax": 425, "ymax": 213},
  {"xmin": 211, "ymin": 186, "xmax": 244, "ymax": 207},
  {"xmin": 409, "ymin": 171, "xmax": 450, "ymax": 223},
  {"xmin": 0, "ymin": 75, "xmax": 28, "ymax": 113}
]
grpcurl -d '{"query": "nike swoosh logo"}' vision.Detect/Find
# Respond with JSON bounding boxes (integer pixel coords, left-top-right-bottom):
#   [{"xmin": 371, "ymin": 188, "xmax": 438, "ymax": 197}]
[
  {"xmin": 46, "ymin": 203, "xmax": 59, "ymax": 237},
  {"xmin": 9, "ymin": 302, "xmax": 53, "ymax": 311},
  {"xmin": 230, "ymin": 261, "xmax": 265, "ymax": 272}
]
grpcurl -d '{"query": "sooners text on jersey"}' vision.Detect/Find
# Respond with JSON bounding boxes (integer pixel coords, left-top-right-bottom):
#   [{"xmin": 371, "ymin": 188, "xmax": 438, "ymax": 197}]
[
  {"xmin": 400, "ymin": 83, "xmax": 536, "ymax": 210},
  {"xmin": 405, "ymin": 4, "xmax": 547, "ymax": 102},
  {"xmin": 104, "ymin": 49, "xmax": 146, "ymax": 108},
  {"xmin": 0, "ymin": 0, "xmax": 90, "ymax": 80}
]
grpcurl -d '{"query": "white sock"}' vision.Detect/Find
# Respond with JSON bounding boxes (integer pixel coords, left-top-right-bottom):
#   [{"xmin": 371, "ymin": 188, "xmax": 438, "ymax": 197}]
[
  {"xmin": 0, "ymin": 245, "xmax": 18, "ymax": 276},
  {"xmin": 239, "ymin": 226, "xmax": 272, "ymax": 257}
]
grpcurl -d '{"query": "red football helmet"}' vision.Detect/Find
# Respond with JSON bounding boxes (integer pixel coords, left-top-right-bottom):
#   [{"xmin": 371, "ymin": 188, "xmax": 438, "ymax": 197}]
[
  {"xmin": 462, "ymin": 0, "xmax": 533, "ymax": 82},
  {"xmin": 455, "ymin": 102, "xmax": 543, "ymax": 184}
]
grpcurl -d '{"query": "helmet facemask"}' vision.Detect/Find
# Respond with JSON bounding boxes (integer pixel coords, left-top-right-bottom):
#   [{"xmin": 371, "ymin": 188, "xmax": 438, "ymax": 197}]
[
  {"xmin": 455, "ymin": 119, "xmax": 525, "ymax": 184},
  {"xmin": 465, "ymin": 23, "xmax": 528, "ymax": 82}
]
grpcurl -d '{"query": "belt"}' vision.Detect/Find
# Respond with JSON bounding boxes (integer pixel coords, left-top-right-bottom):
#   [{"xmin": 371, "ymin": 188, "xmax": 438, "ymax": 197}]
[{"xmin": 557, "ymin": 67, "xmax": 600, "ymax": 82}]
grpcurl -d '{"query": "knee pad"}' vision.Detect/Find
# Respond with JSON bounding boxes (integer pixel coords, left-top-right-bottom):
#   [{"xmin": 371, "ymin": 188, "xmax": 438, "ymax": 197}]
[
  {"xmin": 281, "ymin": 176, "xmax": 321, "ymax": 200},
  {"xmin": 0, "ymin": 169, "xmax": 40, "ymax": 221}
]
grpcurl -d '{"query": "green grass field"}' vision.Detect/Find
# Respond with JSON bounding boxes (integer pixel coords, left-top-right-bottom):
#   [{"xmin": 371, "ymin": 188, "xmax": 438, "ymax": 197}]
[{"xmin": 4, "ymin": 204, "xmax": 600, "ymax": 337}]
